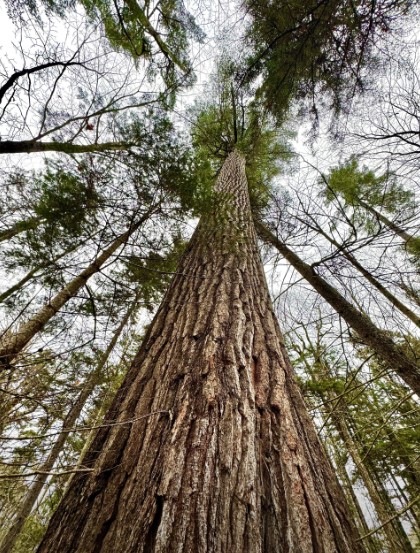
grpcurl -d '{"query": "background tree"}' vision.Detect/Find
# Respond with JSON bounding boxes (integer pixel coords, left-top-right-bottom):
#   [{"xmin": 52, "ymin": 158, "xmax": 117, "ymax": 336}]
[
  {"xmin": 243, "ymin": 0, "xmax": 412, "ymax": 124},
  {"xmin": 324, "ymin": 158, "xmax": 420, "ymax": 258},
  {"xmin": 0, "ymin": 0, "xmax": 198, "ymax": 156},
  {"xmin": 289, "ymin": 326, "xmax": 418, "ymax": 552}
]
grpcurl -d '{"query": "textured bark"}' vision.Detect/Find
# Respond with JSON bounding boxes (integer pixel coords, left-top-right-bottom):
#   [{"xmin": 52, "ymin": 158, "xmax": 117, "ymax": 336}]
[
  {"xmin": 255, "ymin": 220, "xmax": 420, "ymax": 394},
  {"xmin": 0, "ymin": 211, "xmax": 153, "ymax": 368},
  {"xmin": 0, "ymin": 298, "xmax": 138, "ymax": 553},
  {"xmin": 38, "ymin": 151, "xmax": 362, "ymax": 553},
  {"xmin": 0, "ymin": 140, "xmax": 130, "ymax": 155}
]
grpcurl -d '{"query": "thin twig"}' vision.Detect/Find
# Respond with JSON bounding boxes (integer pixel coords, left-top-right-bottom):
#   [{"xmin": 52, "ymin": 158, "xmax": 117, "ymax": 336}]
[
  {"xmin": 357, "ymin": 495, "xmax": 420, "ymax": 541},
  {"xmin": 0, "ymin": 467, "xmax": 94, "ymax": 480},
  {"xmin": 1, "ymin": 410, "xmax": 170, "ymax": 442}
]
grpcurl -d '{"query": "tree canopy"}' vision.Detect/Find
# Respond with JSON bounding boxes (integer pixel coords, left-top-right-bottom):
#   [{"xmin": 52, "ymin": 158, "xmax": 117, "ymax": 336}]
[{"xmin": 0, "ymin": 0, "xmax": 419, "ymax": 550}]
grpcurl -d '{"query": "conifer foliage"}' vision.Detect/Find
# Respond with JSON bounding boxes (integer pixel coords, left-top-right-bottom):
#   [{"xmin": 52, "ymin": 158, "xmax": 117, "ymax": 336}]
[{"xmin": 0, "ymin": 0, "xmax": 419, "ymax": 551}]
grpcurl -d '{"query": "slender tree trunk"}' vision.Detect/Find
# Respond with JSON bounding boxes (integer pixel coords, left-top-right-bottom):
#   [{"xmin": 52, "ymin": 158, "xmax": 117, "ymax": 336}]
[
  {"xmin": 399, "ymin": 282, "xmax": 420, "ymax": 309},
  {"xmin": 0, "ymin": 140, "xmax": 130, "ymax": 156},
  {"xmin": 347, "ymin": 404, "xmax": 420, "ymax": 542},
  {"xmin": 330, "ymin": 440, "xmax": 380, "ymax": 553},
  {"xmin": 0, "ymin": 216, "xmax": 42, "ymax": 243},
  {"xmin": 362, "ymin": 405, "xmax": 420, "ymax": 533},
  {"xmin": 0, "ymin": 239, "xmax": 89, "ymax": 304},
  {"xmin": 378, "ymin": 391, "xmax": 420, "ymax": 492},
  {"xmin": 0, "ymin": 266, "xmax": 40, "ymax": 303},
  {"xmin": 255, "ymin": 220, "xmax": 420, "ymax": 394},
  {"xmin": 364, "ymin": 462, "xmax": 416, "ymax": 552},
  {"xmin": 310, "ymin": 223, "xmax": 420, "ymax": 327},
  {"xmin": 63, "ymin": 298, "xmax": 139, "ymax": 495},
  {"xmin": 38, "ymin": 151, "xmax": 362, "ymax": 553},
  {"xmin": 0, "ymin": 297, "xmax": 138, "ymax": 553},
  {"xmin": 358, "ymin": 200, "xmax": 417, "ymax": 246},
  {"xmin": 387, "ymin": 470, "xmax": 420, "ymax": 541},
  {"xmin": 297, "ymin": 343, "xmax": 412, "ymax": 552},
  {"xmin": 0, "ymin": 210, "xmax": 154, "ymax": 368},
  {"xmin": 0, "ymin": 393, "xmax": 90, "ymax": 553},
  {"xmin": 329, "ymin": 407, "xmax": 413, "ymax": 552}
]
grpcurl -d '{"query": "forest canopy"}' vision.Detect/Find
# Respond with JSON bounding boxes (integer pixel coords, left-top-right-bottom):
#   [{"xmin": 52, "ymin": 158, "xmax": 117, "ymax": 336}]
[{"xmin": 0, "ymin": 0, "xmax": 419, "ymax": 551}]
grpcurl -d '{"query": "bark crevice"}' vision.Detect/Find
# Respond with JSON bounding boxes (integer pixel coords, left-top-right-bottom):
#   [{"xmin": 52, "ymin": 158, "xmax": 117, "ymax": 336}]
[{"xmin": 38, "ymin": 151, "xmax": 362, "ymax": 553}]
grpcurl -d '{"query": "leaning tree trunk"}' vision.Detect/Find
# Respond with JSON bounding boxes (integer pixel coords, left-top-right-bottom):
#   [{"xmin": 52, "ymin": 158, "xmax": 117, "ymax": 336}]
[
  {"xmin": 255, "ymin": 220, "xmax": 420, "ymax": 394},
  {"xmin": 38, "ymin": 151, "xmax": 362, "ymax": 553},
  {"xmin": 0, "ymin": 237, "xmax": 92, "ymax": 304},
  {"xmin": 307, "ymin": 221, "xmax": 420, "ymax": 327},
  {"xmin": 296, "ymin": 345, "xmax": 412, "ymax": 552},
  {"xmin": 0, "ymin": 209, "xmax": 155, "ymax": 369},
  {"xmin": 0, "ymin": 265, "xmax": 43, "ymax": 304},
  {"xmin": 367, "ymin": 463, "xmax": 416, "ymax": 552},
  {"xmin": 0, "ymin": 296, "xmax": 138, "ymax": 553},
  {"xmin": 358, "ymin": 199, "xmax": 418, "ymax": 247},
  {"xmin": 297, "ymin": 344, "xmax": 412, "ymax": 552},
  {"xmin": 0, "ymin": 216, "xmax": 42, "ymax": 243},
  {"xmin": 0, "ymin": 392, "xmax": 92, "ymax": 553},
  {"xmin": 329, "ymin": 405, "xmax": 413, "ymax": 552}
]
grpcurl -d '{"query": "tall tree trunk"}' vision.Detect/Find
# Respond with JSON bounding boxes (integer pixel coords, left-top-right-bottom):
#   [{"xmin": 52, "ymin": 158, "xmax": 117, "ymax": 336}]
[
  {"xmin": 307, "ymin": 222, "xmax": 420, "ymax": 327},
  {"xmin": 0, "ymin": 266, "xmax": 41, "ymax": 304},
  {"xmin": 0, "ymin": 216, "xmax": 42, "ymax": 243},
  {"xmin": 387, "ymin": 470, "xmax": 420, "ymax": 541},
  {"xmin": 0, "ymin": 297, "xmax": 138, "ymax": 553},
  {"xmin": 0, "ymin": 394, "xmax": 90, "ymax": 553},
  {"xmin": 255, "ymin": 220, "xmax": 420, "ymax": 394},
  {"xmin": 364, "ymin": 461, "xmax": 416, "ymax": 552},
  {"xmin": 37, "ymin": 151, "xmax": 362, "ymax": 553},
  {"xmin": 399, "ymin": 282, "xmax": 420, "ymax": 309},
  {"xmin": 360, "ymin": 402, "xmax": 420, "ymax": 533},
  {"xmin": 346, "ymin": 402, "xmax": 420, "ymax": 543},
  {"xmin": 0, "ymin": 210, "xmax": 155, "ymax": 369},
  {"xmin": 63, "ymin": 299, "xmax": 139, "ymax": 495}
]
